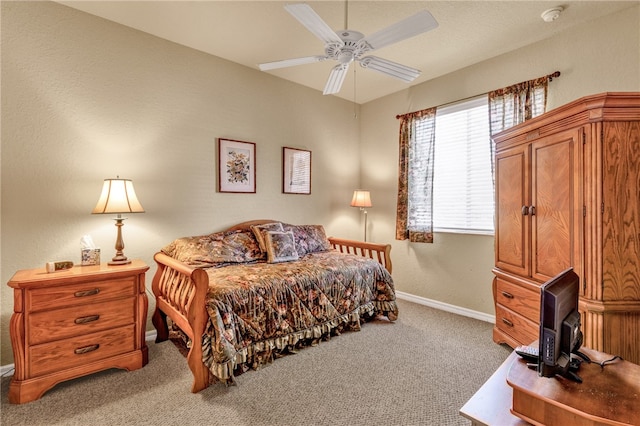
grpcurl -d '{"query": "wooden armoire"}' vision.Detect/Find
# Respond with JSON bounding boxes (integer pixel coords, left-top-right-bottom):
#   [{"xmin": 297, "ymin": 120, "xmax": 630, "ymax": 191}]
[{"xmin": 491, "ymin": 92, "xmax": 640, "ymax": 365}]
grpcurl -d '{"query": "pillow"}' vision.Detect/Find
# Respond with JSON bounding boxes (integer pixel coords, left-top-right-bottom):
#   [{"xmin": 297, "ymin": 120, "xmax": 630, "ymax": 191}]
[
  {"xmin": 264, "ymin": 231, "xmax": 299, "ymax": 263},
  {"xmin": 281, "ymin": 224, "xmax": 331, "ymax": 256},
  {"xmin": 250, "ymin": 222, "xmax": 284, "ymax": 252},
  {"xmin": 161, "ymin": 229, "xmax": 263, "ymax": 266}
]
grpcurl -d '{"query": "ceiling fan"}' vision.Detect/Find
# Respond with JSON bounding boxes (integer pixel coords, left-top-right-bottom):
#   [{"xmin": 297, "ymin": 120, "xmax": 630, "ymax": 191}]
[{"xmin": 259, "ymin": 3, "xmax": 438, "ymax": 95}]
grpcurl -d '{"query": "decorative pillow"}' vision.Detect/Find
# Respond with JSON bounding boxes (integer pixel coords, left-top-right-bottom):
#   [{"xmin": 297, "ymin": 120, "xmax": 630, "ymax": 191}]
[
  {"xmin": 264, "ymin": 231, "xmax": 299, "ymax": 263},
  {"xmin": 161, "ymin": 229, "xmax": 264, "ymax": 266},
  {"xmin": 250, "ymin": 222, "xmax": 284, "ymax": 252},
  {"xmin": 281, "ymin": 224, "xmax": 331, "ymax": 256}
]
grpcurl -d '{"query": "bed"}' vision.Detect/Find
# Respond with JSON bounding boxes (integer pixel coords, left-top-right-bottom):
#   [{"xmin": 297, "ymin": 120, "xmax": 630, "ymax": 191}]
[{"xmin": 151, "ymin": 220, "xmax": 397, "ymax": 392}]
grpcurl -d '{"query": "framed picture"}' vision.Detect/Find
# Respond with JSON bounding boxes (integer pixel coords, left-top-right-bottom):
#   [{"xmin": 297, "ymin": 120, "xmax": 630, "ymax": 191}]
[
  {"xmin": 283, "ymin": 147, "xmax": 311, "ymax": 194},
  {"xmin": 218, "ymin": 138, "xmax": 256, "ymax": 193}
]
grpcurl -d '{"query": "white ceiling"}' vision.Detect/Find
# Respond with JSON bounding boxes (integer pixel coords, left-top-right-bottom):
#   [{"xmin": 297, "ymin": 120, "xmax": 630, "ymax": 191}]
[{"xmin": 57, "ymin": 1, "xmax": 636, "ymax": 104}]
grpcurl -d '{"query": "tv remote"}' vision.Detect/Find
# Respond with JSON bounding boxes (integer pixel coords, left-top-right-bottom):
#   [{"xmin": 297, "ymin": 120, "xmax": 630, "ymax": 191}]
[{"xmin": 515, "ymin": 345, "xmax": 539, "ymax": 363}]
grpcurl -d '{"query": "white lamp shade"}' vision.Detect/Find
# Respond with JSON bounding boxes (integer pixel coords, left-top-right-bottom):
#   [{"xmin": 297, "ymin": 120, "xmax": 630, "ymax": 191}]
[
  {"xmin": 92, "ymin": 178, "xmax": 145, "ymax": 214},
  {"xmin": 350, "ymin": 190, "xmax": 372, "ymax": 208}
]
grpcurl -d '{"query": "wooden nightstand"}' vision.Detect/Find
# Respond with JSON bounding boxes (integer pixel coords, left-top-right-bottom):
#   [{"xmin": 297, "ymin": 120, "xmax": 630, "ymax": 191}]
[{"xmin": 7, "ymin": 260, "xmax": 149, "ymax": 404}]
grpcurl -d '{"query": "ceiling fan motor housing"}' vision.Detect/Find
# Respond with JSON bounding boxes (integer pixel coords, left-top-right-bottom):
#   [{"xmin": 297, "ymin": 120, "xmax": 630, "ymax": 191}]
[{"xmin": 326, "ymin": 30, "xmax": 370, "ymax": 64}]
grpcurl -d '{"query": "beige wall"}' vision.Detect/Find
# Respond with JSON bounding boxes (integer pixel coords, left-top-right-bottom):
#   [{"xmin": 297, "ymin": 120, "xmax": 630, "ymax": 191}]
[
  {"xmin": 360, "ymin": 5, "xmax": 640, "ymax": 315},
  {"xmin": 1, "ymin": 2, "xmax": 639, "ymax": 367},
  {"xmin": 0, "ymin": 1, "xmax": 363, "ymax": 365}
]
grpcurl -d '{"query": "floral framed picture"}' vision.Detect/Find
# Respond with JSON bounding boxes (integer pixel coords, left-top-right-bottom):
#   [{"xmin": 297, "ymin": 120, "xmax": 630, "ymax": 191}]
[
  {"xmin": 283, "ymin": 147, "xmax": 311, "ymax": 194},
  {"xmin": 218, "ymin": 138, "xmax": 256, "ymax": 193}
]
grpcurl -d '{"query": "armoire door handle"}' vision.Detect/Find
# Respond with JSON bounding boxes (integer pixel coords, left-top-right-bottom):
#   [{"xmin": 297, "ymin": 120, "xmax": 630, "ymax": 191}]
[
  {"xmin": 529, "ymin": 206, "xmax": 536, "ymax": 216},
  {"xmin": 522, "ymin": 206, "xmax": 529, "ymax": 216}
]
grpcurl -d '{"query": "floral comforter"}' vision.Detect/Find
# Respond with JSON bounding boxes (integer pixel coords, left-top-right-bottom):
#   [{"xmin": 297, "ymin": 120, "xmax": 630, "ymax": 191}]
[{"xmin": 199, "ymin": 250, "xmax": 397, "ymax": 382}]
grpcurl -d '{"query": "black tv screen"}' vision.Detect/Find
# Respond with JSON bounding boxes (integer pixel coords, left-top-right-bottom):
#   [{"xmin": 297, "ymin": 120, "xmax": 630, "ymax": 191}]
[{"xmin": 538, "ymin": 267, "xmax": 583, "ymax": 378}]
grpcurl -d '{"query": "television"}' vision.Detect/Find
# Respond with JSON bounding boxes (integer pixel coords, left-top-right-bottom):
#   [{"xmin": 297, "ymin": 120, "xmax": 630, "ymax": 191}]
[{"xmin": 537, "ymin": 267, "xmax": 586, "ymax": 381}]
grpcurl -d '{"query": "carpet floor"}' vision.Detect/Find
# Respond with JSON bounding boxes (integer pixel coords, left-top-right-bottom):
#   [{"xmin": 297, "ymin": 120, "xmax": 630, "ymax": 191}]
[{"xmin": 1, "ymin": 299, "xmax": 512, "ymax": 425}]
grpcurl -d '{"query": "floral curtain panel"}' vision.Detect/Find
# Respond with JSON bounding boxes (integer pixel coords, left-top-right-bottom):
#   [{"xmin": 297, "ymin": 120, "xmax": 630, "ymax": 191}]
[
  {"xmin": 488, "ymin": 75, "xmax": 551, "ymax": 135},
  {"xmin": 395, "ymin": 108, "xmax": 436, "ymax": 243},
  {"xmin": 488, "ymin": 72, "xmax": 558, "ymax": 184}
]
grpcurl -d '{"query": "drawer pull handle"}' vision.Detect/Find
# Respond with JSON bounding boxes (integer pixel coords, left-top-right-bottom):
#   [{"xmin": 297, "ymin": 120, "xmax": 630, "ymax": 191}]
[
  {"xmin": 501, "ymin": 291, "xmax": 514, "ymax": 299},
  {"xmin": 74, "ymin": 344, "xmax": 100, "ymax": 355},
  {"xmin": 502, "ymin": 318, "xmax": 514, "ymax": 327},
  {"xmin": 75, "ymin": 315, "xmax": 100, "ymax": 324},
  {"xmin": 74, "ymin": 288, "xmax": 100, "ymax": 298}
]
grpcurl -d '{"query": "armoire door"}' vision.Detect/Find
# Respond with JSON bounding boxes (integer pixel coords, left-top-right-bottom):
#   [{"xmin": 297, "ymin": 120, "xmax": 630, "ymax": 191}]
[
  {"xmin": 495, "ymin": 144, "xmax": 531, "ymax": 277},
  {"xmin": 530, "ymin": 127, "xmax": 583, "ymax": 283}
]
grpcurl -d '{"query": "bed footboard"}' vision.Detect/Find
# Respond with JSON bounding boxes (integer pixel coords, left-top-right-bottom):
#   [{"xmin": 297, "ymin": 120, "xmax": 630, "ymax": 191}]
[
  {"xmin": 328, "ymin": 237, "xmax": 392, "ymax": 274},
  {"xmin": 151, "ymin": 252, "xmax": 212, "ymax": 393}
]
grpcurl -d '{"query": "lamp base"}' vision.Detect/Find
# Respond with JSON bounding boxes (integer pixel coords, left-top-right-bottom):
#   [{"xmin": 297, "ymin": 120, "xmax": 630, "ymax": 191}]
[
  {"xmin": 109, "ymin": 216, "xmax": 131, "ymax": 265},
  {"xmin": 108, "ymin": 258, "xmax": 132, "ymax": 266}
]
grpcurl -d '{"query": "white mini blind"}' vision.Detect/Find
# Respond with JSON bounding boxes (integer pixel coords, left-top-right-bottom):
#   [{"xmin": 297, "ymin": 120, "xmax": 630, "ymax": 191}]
[{"xmin": 433, "ymin": 96, "xmax": 494, "ymax": 234}]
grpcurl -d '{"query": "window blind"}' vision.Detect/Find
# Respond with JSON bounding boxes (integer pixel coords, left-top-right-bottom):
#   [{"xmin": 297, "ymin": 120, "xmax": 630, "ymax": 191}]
[{"xmin": 433, "ymin": 96, "xmax": 494, "ymax": 234}]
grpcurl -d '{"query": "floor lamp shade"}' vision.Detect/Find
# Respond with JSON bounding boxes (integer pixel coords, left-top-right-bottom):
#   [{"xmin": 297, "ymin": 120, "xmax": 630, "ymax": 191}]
[
  {"xmin": 350, "ymin": 190, "xmax": 372, "ymax": 208},
  {"xmin": 351, "ymin": 190, "xmax": 372, "ymax": 241},
  {"xmin": 92, "ymin": 178, "xmax": 145, "ymax": 265}
]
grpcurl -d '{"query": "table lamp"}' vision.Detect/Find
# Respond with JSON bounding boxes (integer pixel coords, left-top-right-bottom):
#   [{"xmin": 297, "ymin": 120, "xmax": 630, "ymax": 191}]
[
  {"xmin": 351, "ymin": 190, "xmax": 372, "ymax": 241},
  {"xmin": 92, "ymin": 177, "xmax": 145, "ymax": 265}
]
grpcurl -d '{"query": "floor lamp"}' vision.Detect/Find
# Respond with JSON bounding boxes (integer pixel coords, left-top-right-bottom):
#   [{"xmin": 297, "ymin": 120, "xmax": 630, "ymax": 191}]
[
  {"xmin": 351, "ymin": 190, "xmax": 372, "ymax": 241},
  {"xmin": 92, "ymin": 177, "xmax": 145, "ymax": 265}
]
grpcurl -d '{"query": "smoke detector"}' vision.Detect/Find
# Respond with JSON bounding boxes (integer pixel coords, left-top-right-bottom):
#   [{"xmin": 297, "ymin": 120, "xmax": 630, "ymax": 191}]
[{"xmin": 541, "ymin": 6, "xmax": 564, "ymax": 22}]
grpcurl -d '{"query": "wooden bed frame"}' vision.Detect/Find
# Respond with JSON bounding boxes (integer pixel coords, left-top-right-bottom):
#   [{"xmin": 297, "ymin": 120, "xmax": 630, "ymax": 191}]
[{"xmin": 151, "ymin": 220, "xmax": 392, "ymax": 393}]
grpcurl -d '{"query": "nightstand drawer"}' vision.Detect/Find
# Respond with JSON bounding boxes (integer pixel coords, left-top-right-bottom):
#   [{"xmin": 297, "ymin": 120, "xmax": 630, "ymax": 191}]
[
  {"xmin": 27, "ymin": 277, "xmax": 137, "ymax": 312},
  {"xmin": 495, "ymin": 278, "xmax": 540, "ymax": 322},
  {"xmin": 28, "ymin": 298, "xmax": 135, "ymax": 345},
  {"xmin": 495, "ymin": 304, "xmax": 538, "ymax": 344},
  {"xmin": 29, "ymin": 324, "xmax": 135, "ymax": 377}
]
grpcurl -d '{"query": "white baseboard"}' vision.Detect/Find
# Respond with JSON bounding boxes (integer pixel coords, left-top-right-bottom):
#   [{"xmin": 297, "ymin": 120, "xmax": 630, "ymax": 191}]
[
  {"xmin": 1, "ymin": 303, "xmax": 491, "ymax": 375},
  {"xmin": 395, "ymin": 291, "xmax": 496, "ymax": 324},
  {"xmin": 1, "ymin": 330, "xmax": 159, "ymax": 377}
]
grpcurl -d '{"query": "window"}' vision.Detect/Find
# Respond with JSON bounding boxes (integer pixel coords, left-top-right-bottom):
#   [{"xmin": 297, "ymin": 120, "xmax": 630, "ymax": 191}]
[
  {"xmin": 397, "ymin": 75, "xmax": 552, "ymax": 241},
  {"xmin": 433, "ymin": 96, "xmax": 494, "ymax": 234}
]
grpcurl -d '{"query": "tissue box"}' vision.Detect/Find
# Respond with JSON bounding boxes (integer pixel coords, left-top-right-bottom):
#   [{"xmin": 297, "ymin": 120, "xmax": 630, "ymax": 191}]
[{"xmin": 81, "ymin": 248, "xmax": 100, "ymax": 266}]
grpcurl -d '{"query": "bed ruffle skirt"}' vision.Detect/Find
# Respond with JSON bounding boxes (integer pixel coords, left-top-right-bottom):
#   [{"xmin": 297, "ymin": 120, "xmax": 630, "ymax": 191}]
[{"xmin": 202, "ymin": 300, "xmax": 397, "ymax": 383}]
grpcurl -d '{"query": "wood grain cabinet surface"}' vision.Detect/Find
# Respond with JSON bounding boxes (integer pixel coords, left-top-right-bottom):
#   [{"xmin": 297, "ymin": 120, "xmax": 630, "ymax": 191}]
[
  {"xmin": 7, "ymin": 260, "xmax": 149, "ymax": 403},
  {"xmin": 492, "ymin": 92, "xmax": 640, "ymax": 365}
]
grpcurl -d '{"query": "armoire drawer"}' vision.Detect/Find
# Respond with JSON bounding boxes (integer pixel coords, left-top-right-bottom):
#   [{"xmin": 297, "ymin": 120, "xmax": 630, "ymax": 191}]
[
  {"xmin": 28, "ymin": 298, "xmax": 136, "ymax": 345},
  {"xmin": 495, "ymin": 278, "xmax": 540, "ymax": 322},
  {"xmin": 495, "ymin": 304, "xmax": 538, "ymax": 345}
]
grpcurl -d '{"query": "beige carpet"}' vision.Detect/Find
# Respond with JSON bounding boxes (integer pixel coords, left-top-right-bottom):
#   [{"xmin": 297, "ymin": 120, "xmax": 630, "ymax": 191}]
[{"xmin": 1, "ymin": 299, "xmax": 512, "ymax": 425}]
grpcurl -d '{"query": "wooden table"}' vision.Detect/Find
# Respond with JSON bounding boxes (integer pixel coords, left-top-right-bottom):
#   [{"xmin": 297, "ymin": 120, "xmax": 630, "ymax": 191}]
[
  {"xmin": 459, "ymin": 350, "xmax": 529, "ymax": 425},
  {"xmin": 460, "ymin": 346, "xmax": 640, "ymax": 425}
]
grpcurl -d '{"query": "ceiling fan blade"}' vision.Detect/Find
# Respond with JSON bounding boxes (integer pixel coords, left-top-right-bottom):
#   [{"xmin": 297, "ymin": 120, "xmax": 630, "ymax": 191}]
[
  {"xmin": 358, "ymin": 56, "xmax": 420, "ymax": 82},
  {"xmin": 360, "ymin": 10, "xmax": 438, "ymax": 51},
  {"xmin": 323, "ymin": 64, "xmax": 349, "ymax": 95},
  {"xmin": 285, "ymin": 3, "xmax": 343, "ymax": 45},
  {"xmin": 259, "ymin": 55, "xmax": 327, "ymax": 71}
]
